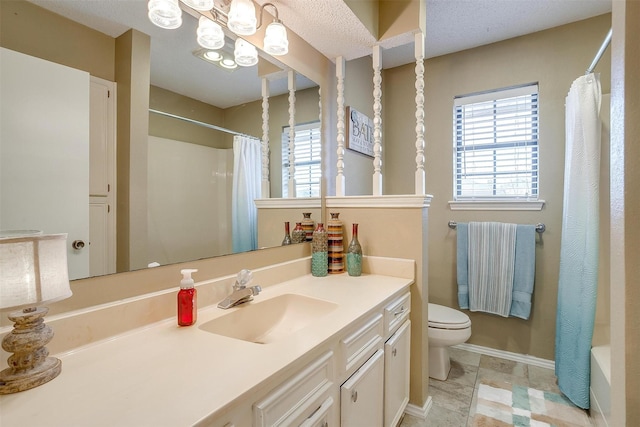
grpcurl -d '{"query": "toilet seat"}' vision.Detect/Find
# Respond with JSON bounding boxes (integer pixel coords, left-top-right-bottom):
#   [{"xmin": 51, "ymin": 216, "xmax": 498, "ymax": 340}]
[{"xmin": 428, "ymin": 303, "xmax": 471, "ymax": 330}]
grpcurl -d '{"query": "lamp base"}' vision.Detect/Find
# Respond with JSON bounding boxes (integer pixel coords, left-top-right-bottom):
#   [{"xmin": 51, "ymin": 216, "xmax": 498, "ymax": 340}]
[
  {"xmin": 0, "ymin": 356, "xmax": 61, "ymax": 394},
  {"xmin": 0, "ymin": 306, "xmax": 62, "ymax": 394}
]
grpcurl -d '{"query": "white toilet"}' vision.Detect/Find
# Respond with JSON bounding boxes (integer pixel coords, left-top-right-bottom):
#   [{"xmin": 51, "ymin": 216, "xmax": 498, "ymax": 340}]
[{"xmin": 428, "ymin": 303, "xmax": 472, "ymax": 381}]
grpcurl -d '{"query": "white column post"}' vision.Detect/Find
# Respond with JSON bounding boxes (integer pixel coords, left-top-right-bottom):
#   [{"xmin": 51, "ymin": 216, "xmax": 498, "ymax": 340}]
[
  {"xmin": 372, "ymin": 45, "xmax": 383, "ymax": 195},
  {"xmin": 414, "ymin": 31, "xmax": 426, "ymax": 195},
  {"xmin": 335, "ymin": 56, "xmax": 346, "ymax": 197},
  {"xmin": 261, "ymin": 77, "xmax": 270, "ymax": 198},
  {"xmin": 287, "ymin": 70, "xmax": 296, "ymax": 198}
]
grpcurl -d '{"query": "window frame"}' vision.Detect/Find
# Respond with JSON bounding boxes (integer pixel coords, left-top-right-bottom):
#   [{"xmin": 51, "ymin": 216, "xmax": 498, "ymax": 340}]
[
  {"xmin": 281, "ymin": 120, "xmax": 321, "ymax": 198},
  {"xmin": 451, "ymin": 83, "xmax": 542, "ymax": 210}
]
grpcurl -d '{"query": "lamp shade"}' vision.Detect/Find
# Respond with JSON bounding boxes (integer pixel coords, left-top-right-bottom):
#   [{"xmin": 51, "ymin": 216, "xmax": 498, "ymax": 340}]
[
  {"xmin": 181, "ymin": 0, "xmax": 214, "ymax": 11},
  {"xmin": 148, "ymin": 0, "xmax": 182, "ymax": 29},
  {"xmin": 197, "ymin": 16, "xmax": 225, "ymax": 50},
  {"xmin": 264, "ymin": 21, "xmax": 289, "ymax": 56},
  {"xmin": 234, "ymin": 38, "xmax": 258, "ymax": 67},
  {"xmin": 228, "ymin": 0, "xmax": 257, "ymax": 35},
  {"xmin": 0, "ymin": 233, "xmax": 71, "ymax": 310}
]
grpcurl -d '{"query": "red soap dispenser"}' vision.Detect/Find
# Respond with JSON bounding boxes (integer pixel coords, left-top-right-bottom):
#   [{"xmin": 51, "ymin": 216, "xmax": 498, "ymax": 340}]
[{"xmin": 177, "ymin": 269, "xmax": 198, "ymax": 326}]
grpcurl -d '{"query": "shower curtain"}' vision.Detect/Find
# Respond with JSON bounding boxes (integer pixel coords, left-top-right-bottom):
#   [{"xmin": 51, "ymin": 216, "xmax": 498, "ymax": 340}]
[
  {"xmin": 231, "ymin": 135, "xmax": 261, "ymax": 253},
  {"xmin": 555, "ymin": 73, "xmax": 601, "ymax": 409}
]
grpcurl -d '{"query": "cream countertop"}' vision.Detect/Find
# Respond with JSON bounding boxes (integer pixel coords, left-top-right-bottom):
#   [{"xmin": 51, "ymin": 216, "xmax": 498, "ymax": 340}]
[{"xmin": 0, "ymin": 272, "xmax": 412, "ymax": 426}]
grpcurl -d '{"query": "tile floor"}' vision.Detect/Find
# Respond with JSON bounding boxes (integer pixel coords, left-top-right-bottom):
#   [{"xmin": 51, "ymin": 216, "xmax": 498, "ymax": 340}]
[{"xmin": 399, "ymin": 347, "xmax": 593, "ymax": 426}]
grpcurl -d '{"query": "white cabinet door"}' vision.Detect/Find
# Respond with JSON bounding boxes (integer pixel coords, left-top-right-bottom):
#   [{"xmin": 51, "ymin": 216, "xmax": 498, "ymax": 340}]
[
  {"xmin": 384, "ymin": 320, "xmax": 411, "ymax": 427},
  {"xmin": 0, "ymin": 48, "xmax": 90, "ymax": 279},
  {"xmin": 340, "ymin": 349, "xmax": 384, "ymax": 427}
]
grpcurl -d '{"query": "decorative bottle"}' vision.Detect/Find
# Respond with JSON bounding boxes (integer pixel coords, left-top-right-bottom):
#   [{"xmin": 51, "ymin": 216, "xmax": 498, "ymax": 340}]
[
  {"xmin": 311, "ymin": 223, "xmax": 328, "ymax": 277},
  {"xmin": 177, "ymin": 269, "xmax": 198, "ymax": 326},
  {"xmin": 327, "ymin": 212, "xmax": 344, "ymax": 274},
  {"xmin": 346, "ymin": 224, "xmax": 363, "ymax": 277},
  {"xmin": 301, "ymin": 212, "xmax": 315, "ymax": 242},
  {"xmin": 281, "ymin": 221, "xmax": 292, "ymax": 245},
  {"xmin": 291, "ymin": 222, "xmax": 306, "ymax": 244}
]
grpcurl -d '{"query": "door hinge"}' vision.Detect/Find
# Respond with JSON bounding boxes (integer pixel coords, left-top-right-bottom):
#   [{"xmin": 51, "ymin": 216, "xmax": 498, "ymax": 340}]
[{"xmin": 108, "ymin": 90, "xmax": 110, "ymax": 98}]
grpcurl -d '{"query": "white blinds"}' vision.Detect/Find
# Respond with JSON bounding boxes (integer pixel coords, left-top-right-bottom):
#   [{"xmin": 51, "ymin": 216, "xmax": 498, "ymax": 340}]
[
  {"xmin": 282, "ymin": 121, "xmax": 321, "ymax": 198},
  {"xmin": 454, "ymin": 84, "xmax": 539, "ymax": 200}
]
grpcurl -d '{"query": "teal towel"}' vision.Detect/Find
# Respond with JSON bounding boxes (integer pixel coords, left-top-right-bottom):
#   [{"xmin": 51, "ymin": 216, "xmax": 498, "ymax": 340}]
[
  {"xmin": 456, "ymin": 222, "xmax": 536, "ymax": 319},
  {"xmin": 509, "ymin": 225, "xmax": 537, "ymax": 320},
  {"xmin": 456, "ymin": 223, "xmax": 469, "ymax": 309}
]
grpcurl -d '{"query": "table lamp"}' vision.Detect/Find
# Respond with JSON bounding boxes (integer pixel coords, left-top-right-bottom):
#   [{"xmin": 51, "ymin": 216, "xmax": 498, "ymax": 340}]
[{"xmin": 0, "ymin": 232, "xmax": 72, "ymax": 394}]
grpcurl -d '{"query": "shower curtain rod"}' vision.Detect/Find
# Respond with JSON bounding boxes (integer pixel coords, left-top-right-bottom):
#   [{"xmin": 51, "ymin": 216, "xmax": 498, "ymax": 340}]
[
  {"xmin": 586, "ymin": 28, "xmax": 612, "ymax": 75},
  {"xmin": 447, "ymin": 221, "xmax": 546, "ymax": 234},
  {"xmin": 149, "ymin": 108, "xmax": 258, "ymax": 139}
]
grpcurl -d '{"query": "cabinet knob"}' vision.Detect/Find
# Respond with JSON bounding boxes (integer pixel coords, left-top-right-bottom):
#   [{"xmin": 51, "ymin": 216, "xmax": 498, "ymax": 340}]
[
  {"xmin": 392, "ymin": 348, "xmax": 397, "ymax": 357},
  {"xmin": 72, "ymin": 240, "xmax": 85, "ymax": 250},
  {"xmin": 351, "ymin": 390, "xmax": 358, "ymax": 402}
]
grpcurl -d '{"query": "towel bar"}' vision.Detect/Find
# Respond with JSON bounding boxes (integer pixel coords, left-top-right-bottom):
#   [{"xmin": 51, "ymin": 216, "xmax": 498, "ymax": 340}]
[{"xmin": 447, "ymin": 221, "xmax": 545, "ymax": 233}]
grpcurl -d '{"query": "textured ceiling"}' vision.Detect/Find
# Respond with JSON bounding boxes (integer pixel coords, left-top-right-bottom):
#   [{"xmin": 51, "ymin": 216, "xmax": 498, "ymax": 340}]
[{"xmin": 26, "ymin": 0, "xmax": 612, "ymax": 108}]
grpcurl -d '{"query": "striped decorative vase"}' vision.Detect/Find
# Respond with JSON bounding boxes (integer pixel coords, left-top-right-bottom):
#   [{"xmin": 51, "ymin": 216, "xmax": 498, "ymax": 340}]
[
  {"xmin": 301, "ymin": 212, "xmax": 315, "ymax": 242},
  {"xmin": 327, "ymin": 212, "xmax": 344, "ymax": 274}
]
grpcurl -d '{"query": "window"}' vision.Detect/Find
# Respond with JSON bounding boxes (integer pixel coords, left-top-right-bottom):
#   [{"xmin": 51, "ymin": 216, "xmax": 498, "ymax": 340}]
[
  {"xmin": 282, "ymin": 121, "xmax": 321, "ymax": 198},
  {"xmin": 453, "ymin": 84, "xmax": 539, "ymax": 201}
]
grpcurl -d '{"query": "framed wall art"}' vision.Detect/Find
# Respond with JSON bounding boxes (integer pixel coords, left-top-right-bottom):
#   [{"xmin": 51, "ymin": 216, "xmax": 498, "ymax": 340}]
[{"xmin": 345, "ymin": 106, "xmax": 374, "ymax": 157}]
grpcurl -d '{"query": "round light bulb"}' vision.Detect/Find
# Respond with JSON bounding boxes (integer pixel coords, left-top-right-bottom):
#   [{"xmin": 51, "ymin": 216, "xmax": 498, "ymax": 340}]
[
  {"xmin": 204, "ymin": 51, "xmax": 222, "ymax": 61},
  {"xmin": 147, "ymin": 0, "xmax": 182, "ymax": 29},
  {"xmin": 220, "ymin": 58, "xmax": 238, "ymax": 69}
]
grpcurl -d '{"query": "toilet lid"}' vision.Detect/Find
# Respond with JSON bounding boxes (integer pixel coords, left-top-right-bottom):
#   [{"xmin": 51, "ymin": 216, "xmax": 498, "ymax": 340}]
[{"xmin": 428, "ymin": 303, "xmax": 471, "ymax": 329}]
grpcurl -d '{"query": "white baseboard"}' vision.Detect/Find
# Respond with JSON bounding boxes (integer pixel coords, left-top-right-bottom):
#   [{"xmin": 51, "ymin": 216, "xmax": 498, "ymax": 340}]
[
  {"xmin": 454, "ymin": 343, "xmax": 555, "ymax": 370},
  {"xmin": 404, "ymin": 396, "xmax": 432, "ymax": 420}
]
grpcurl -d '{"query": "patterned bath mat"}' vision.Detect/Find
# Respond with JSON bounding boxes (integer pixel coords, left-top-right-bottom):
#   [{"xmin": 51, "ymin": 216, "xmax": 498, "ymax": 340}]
[{"xmin": 470, "ymin": 380, "xmax": 591, "ymax": 427}]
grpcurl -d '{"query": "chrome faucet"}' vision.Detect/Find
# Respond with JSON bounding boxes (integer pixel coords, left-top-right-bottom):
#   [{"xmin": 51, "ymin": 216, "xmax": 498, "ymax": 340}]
[{"xmin": 217, "ymin": 269, "xmax": 262, "ymax": 309}]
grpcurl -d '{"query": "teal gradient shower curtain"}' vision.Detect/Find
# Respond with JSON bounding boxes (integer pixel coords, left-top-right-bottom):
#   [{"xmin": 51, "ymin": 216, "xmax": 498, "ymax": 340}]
[{"xmin": 555, "ymin": 73, "xmax": 601, "ymax": 409}]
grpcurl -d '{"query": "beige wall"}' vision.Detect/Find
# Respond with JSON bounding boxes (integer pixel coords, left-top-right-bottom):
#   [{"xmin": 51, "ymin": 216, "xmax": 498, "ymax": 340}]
[
  {"xmin": 344, "ymin": 56, "xmax": 376, "ymax": 196},
  {"xmin": 149, "ymin": 85, "xmax": 227, "ymax": 148},
  {"xmin": 383, "ymin": 14, "xmax": 612, "ymax": 360},
  {"xmin": 0, "ymin": 0, "xmax": 115, "ymax": 81}
]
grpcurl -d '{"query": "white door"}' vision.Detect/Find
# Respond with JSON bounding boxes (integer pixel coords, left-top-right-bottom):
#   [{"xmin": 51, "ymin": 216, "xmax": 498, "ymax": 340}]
[
  {"xmin": 340, "ymin": 349, "xmax": 384, "ymax": 427},
  {"xmin": 384, "ymin": 320, "xmax": 411, "ymax": 427},
  {"xmin": 0, "ymin": 48, "xmax": 90, "ymax": 279},
  {"xmin": 89, "ymin": 76, "xmax": 116, "ymax": 276}
]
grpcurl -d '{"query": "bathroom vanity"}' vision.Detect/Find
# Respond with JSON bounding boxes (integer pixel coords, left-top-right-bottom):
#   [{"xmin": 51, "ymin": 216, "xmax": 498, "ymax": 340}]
[{"xmin": 0, "ymin": 257, "xmax": 413, "ymax": 426}]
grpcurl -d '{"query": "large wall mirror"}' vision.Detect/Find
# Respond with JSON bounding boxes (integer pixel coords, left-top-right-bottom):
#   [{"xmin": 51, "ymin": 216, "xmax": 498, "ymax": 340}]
[{"xmin": 0, "ymin": 0, "xmax": 321, "ymax": 280}]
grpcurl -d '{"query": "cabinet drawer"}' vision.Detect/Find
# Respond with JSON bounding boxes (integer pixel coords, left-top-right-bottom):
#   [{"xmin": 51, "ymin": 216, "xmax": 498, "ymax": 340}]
[
  {"xmin": 340, "ymin": 313, "xmax": 383, "ymax": 376},
  {"xmin": 299, "ymin": 396, "xmax": 334, "ymax": 427},
  {"xmin": 384, "ymin": 293, "xmax": 410, "ymax": 338},
  {"xmin": 253, "ymin": 352, "xmax": 334, "ymax": 427}
]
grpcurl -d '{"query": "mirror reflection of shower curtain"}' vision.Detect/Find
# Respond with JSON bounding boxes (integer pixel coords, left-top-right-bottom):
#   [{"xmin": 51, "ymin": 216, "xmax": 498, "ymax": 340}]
[
  {"xmin": 232, "ymin": 135, "xmax": 262, "ymax": 253},
  {"xmin": 555, "ymin": 73, "xmax": 601, "ymax": 409}
]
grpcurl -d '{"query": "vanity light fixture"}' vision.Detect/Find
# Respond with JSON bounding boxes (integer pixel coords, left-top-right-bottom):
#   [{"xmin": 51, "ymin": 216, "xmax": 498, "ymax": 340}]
[
  {"xmin": 148, "ymin": 0, "xmax": 289, "ymax": 67},
  {"xmin": 0, "ymin": 232, "xmax": 72, "ymax": 394}
]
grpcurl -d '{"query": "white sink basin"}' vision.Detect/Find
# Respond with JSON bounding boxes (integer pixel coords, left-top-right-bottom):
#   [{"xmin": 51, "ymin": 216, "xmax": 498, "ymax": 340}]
[{"xmin": 199, "ymin": 293, "xmax": 338, "ymax": 344}]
